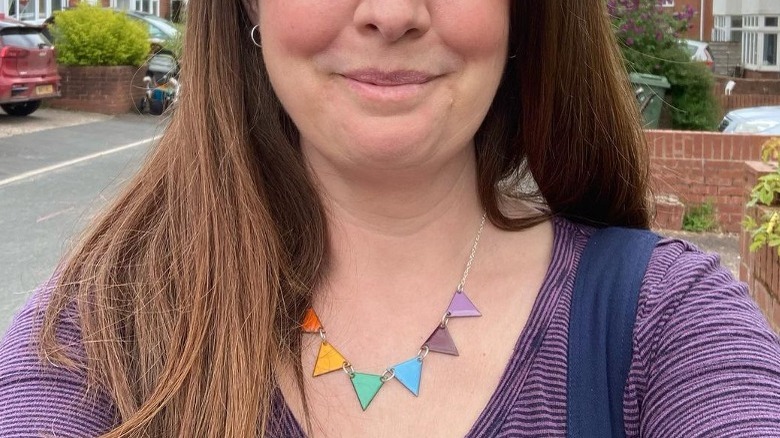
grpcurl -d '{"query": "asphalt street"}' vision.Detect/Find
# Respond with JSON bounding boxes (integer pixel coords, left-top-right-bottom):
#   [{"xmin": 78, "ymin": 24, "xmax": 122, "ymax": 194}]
[{"xmin": 0, "ymin": 109, "xmax": 163, "ymax": 334}]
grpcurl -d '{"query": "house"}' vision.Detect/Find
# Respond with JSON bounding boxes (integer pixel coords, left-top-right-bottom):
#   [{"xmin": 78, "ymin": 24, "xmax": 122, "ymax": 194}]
[
  {"xmin": 663, "ymin": 0, "xmax": 715, "ymax": 42},
  {"xmin": 712, "ymin": 0, "xmax": 780, "ymax": 79},
  {"xmin": 0, "ymin": 0, "xmax": 179, "ymax": 23}
]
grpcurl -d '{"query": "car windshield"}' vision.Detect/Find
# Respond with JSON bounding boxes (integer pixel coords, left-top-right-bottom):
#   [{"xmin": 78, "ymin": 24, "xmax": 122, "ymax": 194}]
[
  {"xmin": 683, "ymin": 44, "xmax": 697, "ymax": 57},
  {"xmin": 0, "ymin": 28, "xmax": 50, "ymax": 48},
  {"xmin": 143, "ymin": 16, "xmax": 177, "ymax": 37}
]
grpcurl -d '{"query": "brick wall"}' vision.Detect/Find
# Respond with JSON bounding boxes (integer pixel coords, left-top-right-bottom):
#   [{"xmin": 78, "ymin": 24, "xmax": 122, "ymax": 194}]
[
  {"xmin": 712, "ymin": 75, "xmax": 780, "ymax": 118},
  {"xmin": 744, "ymin": 70, "xmax": 780, "ymax": 80},
  {"xmin": 718, "ymin": 95, "xmax": 780, "ymax": 118},
  {"xmin": 674, "ymin": 0, "xmax": 713, "ymax": 42},
  {"xmin": 48, "ymin": 65, "xmax": 147, "ymax": 115},
  {"xmin": 714, "ymin": 75, "xmax": 780, "ymax": 95},
  {"xmin": 647, "ymin": 130, "xmax": 775, "ymax": 232},
  {"xmin": 740, "ymin": 161, "xmax": 780, "ymax": 332}
]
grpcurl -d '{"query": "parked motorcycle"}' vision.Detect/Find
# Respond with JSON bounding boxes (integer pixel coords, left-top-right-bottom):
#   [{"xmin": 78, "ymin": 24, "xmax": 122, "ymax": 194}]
[{"xmin": 135, "ymin": 50, "xmax": 180, "ymax": 116}]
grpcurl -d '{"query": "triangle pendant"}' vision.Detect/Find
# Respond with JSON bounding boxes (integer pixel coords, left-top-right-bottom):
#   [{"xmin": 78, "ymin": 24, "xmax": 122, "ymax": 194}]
[
  {"xmin": 301, "ymin": 308, "xmax": 323, "ymax": 333},
  {"xmin": 392, "ymin": 357, "xmax": 423, "ymax": 396},
  {"xmin": 313, "ymin": 342, "xmax": 347, "ymax": 377},
  {"xmin": 350, "ymin": 373, "xmax": 384, "ymax": 411},
  {"xmin": 424, "ymin": 326, "xmax": 459, "ymax": 356},
  {"xmin": 446, "ymin": 290, "xmax": 481, "ymax": 317}
]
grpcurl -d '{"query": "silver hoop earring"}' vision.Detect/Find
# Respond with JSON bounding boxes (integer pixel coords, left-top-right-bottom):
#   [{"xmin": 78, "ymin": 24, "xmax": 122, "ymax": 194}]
[{"xmin": 250, "ymin": 24, "xmax": 261, "ymax": 48}]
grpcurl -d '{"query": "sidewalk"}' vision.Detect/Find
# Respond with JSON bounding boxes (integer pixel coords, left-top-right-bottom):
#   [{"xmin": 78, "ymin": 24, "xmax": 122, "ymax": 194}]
[
  {"xmin": 661, "ymin": 229, "xmax": 740, "ymax": 279},
  {"xmin": 0, "ymin": 108, "xmax": 111, "ymax": 139}
]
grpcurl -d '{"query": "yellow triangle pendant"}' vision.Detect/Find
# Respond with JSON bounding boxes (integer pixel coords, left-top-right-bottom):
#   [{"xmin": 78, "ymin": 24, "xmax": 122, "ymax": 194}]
[{"xmin": 313, "ymin": 342, "xmax": 347, "ymax": 377}]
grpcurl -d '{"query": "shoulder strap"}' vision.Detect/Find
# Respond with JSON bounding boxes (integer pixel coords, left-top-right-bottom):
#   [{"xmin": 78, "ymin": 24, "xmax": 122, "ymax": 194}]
[{"xmin": 566, "ymin": 227, "xmax": 660, "ymax": 438}]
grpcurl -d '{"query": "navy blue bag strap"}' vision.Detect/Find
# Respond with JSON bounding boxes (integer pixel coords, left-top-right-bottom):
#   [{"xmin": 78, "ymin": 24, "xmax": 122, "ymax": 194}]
[{"xmin": 566, "ymin": 227, "xmax": 660, "ymax": 438}]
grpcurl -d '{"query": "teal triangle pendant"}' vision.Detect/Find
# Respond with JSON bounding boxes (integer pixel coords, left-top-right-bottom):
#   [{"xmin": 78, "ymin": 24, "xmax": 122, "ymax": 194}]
[
  {"xmin": 350, "ymin": 373, "xmax": 384, "ymax": 411},
  {"xmin": 392, "ymin": 357, "xmax": 423, "ymax": 396}
]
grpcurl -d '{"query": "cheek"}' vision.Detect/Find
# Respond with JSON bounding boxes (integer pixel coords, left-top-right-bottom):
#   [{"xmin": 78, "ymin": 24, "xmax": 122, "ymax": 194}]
[
  {"xmin": 261, "ymin": 2, "xmax": 352, "ymax": 56},
  {"xmin": 435, "ymin": 1, "xmax": 509, "ymax": 58}
]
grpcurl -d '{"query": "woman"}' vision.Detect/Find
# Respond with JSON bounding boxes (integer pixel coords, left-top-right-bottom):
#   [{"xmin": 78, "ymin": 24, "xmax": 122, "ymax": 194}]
[{"xmin": 1, "ymin": 0, "xmax": 779, "ymax": 436}]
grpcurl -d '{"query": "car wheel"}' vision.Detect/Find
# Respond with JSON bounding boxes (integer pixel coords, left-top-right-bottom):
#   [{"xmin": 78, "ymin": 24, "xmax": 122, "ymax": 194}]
[{"xmin": 1, "ymin": 100, "xmax": 42, "ymax": 117}]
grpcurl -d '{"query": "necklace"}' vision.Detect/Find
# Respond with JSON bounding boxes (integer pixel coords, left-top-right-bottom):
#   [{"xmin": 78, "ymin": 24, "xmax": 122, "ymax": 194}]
[{"xmin": 301, "ymin": 213, "xmax": 487, "ymax": 411}]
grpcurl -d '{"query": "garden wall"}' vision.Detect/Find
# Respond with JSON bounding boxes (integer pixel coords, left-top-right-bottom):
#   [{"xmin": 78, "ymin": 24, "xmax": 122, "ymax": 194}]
[
  {"xmin": 714, "ymin": 75, "xmax": 780, "ymax": 95},
  {"xmin": 718, "ymin": 95, "xmax": 780, "ymax": 118},
  {"xmin": 713, "ymin": 75, "xmax": 780, "ymax": 118},
  {"xmin": 49, "ymin": 65, "xmax": 147, "ymax": 115},
  {"xmin": 647, "ymin": 130, "xmax": 774, "ymax": 232},
  {"xmin": 740, "ymin": 161, "xmax": 780, "ymax": 333}
]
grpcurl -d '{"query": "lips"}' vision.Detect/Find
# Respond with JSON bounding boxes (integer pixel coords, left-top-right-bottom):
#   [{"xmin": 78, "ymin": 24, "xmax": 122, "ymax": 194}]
[
  {"xmin": 339, "ymin": 69, "xmax": 438, "ymax": 104},
  {"xmin": 342, "ymin": 69, "xmax": 436, "ymax": 86}
]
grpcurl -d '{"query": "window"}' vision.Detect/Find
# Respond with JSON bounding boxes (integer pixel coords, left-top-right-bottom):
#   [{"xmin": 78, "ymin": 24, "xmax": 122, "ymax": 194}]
[
  {"xmin": 765, "ymin": 33, "xmax": 778, "ymax": 65},
  {"xmin": 714, "ymin": 15, "xmax": 744, "ymax": 42},
  {"xmin": 132, "ymin": 0, "xmax": 159, "ymax": 15},
  {"xmin": 1, "ymin": 28, "xmax": 49, "ymax": 49},
  {"xmin": 767, "ymin": 17, "xmax": 779, "ymax": 28},
  {"xmin": 661, "ymin": 0, "xmax": 674, "ymax": 7}
]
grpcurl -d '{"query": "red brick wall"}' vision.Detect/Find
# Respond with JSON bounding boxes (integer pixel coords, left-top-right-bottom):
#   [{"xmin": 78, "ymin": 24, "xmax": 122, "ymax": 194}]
[
  {"xmin": 714, "ymin": 76, "xmax": 780, "ymax": 95},
  {"xmin": 49, "ymin": 65, "xmax": 146, "ymax": 115},
  {"xmin": 719, "ymin": 95, "xmax": 780, "ymax": 118},
  {"xmin": 744, "ymin": 70, "xmax": 780, "ymax": 80},
  {"xmin": 647, "ymin": 130, "xmax": 775, "ymax": 232},
  {"xmin": 740, "ymin": 161, "xmax": 780, "ymax": 332},
  {"xmin": 675, "ymin": 0, "xmax": 713, "ymax": 42}
]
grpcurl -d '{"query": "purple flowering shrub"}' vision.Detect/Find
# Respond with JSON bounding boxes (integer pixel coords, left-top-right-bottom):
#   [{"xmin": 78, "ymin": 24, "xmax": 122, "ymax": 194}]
[{"xmin": 608, "ymin": 0, "xmax": 693, "ymax": 53}]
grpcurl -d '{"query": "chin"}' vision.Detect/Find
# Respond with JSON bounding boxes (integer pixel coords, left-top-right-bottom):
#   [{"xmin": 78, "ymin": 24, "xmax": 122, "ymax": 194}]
[{"xmin": 338, "ymin": 125, "xmax": 442, "ymax": 168}]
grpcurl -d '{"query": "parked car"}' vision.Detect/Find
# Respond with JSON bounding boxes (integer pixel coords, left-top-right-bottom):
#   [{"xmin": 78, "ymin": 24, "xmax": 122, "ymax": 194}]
[
  {"xmin": 682, "ymin": 39, "xmax": 714, "ymax": 70},
  {"xmin": 123, "ymin": 10, "xmax": 179, "ymax": 51},
  {"xmin": 718, "ymin": 106, "xmax": 780, "ymax": 134},
  {"xmin": 0, "ymin": 13, "xmax": 60, "ymax": 116}
]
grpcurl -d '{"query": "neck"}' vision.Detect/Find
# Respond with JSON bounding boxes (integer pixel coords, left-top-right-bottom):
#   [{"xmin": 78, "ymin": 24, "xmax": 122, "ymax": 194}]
[{"xmin": 304, "ymin": 143, "xmax": 486, "ymax": 308}]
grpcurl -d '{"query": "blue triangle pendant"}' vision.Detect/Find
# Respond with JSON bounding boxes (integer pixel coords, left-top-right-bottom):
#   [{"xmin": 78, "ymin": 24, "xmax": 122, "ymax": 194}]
[{"xmin": 392, "ymin": 357, "xmax": 423, "ymax": 396}]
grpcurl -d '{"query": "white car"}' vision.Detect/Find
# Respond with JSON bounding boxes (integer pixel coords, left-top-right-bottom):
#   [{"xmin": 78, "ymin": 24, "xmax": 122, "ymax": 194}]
[
  {"xmin": 682, "ymin": 39, "xmax": 714, "ymax": 70},
  {"xmin": 718, "ymin": 106, "xmax": 780, "ymax": 134}
]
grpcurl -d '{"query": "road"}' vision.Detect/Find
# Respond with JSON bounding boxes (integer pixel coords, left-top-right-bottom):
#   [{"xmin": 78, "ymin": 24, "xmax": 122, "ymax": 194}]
[{"xmin": 0, "ymin": 109, "xmax": 163, "ymax": 334}]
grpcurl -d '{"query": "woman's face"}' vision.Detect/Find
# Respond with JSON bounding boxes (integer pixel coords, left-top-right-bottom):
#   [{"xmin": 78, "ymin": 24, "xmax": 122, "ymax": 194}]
[{"xmin": 258, "ymin": 0, "xmax": 510, "ymax": 172}]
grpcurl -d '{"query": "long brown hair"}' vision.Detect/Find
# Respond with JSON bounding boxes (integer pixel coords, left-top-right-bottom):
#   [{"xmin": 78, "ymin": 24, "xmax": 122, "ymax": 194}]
[{"xmin": 40, "ymin": 0, "xmax": 650, "ymax": 436}]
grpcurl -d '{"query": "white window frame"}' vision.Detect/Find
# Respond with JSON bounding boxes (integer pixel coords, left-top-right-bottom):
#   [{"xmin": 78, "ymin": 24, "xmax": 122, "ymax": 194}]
[{"xmin": 742, "ymin": 15, "xmax": 780, "ymax": 72}]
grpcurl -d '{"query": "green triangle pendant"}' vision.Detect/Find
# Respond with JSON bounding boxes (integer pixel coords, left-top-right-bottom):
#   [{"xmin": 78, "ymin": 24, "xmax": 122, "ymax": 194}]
[{"xmin": 350, "ymin": 373, "xmax": 384, "ymax": 411}]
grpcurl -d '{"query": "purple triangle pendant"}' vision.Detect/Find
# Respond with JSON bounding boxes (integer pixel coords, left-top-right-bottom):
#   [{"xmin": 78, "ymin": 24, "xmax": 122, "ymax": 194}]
[
  {"xmin": 424, "ymin": 326, "xmax": 459, "ymax": 356},
  {"xmin": 446, "ymin": 290, "xmax": 481, "ymax": 317}
]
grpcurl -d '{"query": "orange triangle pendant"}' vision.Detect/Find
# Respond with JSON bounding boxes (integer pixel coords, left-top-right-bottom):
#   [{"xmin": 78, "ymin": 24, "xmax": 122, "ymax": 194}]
[
  {"xmin": 313, "ymin": 342, "xmax": 347, "ymax": 377},
  {"xmin": 302, "ymin": 308, "xmax": 322, "ymax": 333}
]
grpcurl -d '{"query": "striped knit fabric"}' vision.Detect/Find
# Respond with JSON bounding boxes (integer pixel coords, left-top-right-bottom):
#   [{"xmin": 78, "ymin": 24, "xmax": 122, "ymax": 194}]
[{"xmin": 2, "ymin": 218, "xmax": 780, "ymax": 437}]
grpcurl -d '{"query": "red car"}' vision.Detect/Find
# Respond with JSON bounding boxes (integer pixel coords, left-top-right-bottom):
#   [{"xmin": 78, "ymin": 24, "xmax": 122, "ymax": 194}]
[{"xmin": 0, "ymin": 13, "xmax": 60, "ymax": 116}]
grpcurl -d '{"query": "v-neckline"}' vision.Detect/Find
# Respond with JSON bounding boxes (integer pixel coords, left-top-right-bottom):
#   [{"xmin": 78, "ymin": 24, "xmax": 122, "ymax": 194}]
[{"xmin": 272, "ymin": 217, "xmax": 579, "ymax": 437}]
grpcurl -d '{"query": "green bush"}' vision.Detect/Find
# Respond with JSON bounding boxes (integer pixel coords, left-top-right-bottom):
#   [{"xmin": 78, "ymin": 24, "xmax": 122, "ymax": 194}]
[
  {"xmin": 625, "ymin": 45, "xmax": 720, "ymax": 131},
  {"xmin": 683, "ymin": 200, "xmax": 718, "ymax": 232},
  {"xmin": 52, "ymin": 3, "xmax": 150, "ymax": 67}
]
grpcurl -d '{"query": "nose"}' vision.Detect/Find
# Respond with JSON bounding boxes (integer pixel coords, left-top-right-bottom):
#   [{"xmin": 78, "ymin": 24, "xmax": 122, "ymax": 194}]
[{"xmin": 353, "ymin": 0, "xmax": 432, "ymax": 42}]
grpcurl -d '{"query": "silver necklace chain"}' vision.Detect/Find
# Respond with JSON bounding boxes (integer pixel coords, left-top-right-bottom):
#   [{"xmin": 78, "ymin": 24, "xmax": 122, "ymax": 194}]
[{"xmin": 456, "ymin": 212, "xmax": 487, "ymax": 292}]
